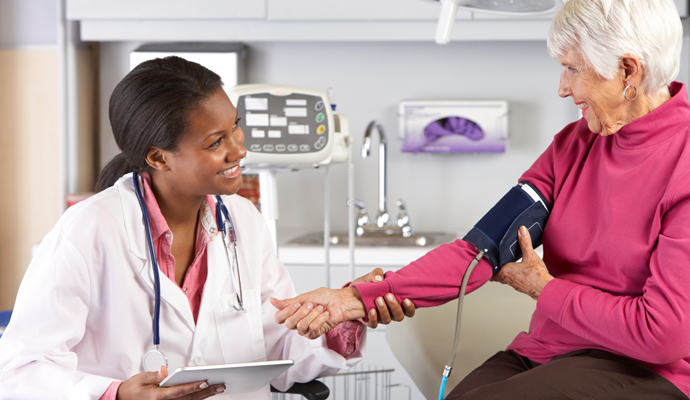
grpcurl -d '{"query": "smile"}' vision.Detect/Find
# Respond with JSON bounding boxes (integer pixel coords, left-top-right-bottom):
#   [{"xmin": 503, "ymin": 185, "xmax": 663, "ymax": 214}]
[{"xmin": 219, "ymin": 166, "xmax": 240, "ymax": 176}]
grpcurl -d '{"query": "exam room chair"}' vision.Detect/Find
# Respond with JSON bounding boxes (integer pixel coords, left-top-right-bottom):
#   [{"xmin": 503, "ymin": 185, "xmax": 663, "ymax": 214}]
[
  {"xmin": 270, "ymin": 380, "xmax": 329, "ymax": 400},
  {"xmin": 385, "ymin": 283, "xmax": 536, "ymax": 399}
]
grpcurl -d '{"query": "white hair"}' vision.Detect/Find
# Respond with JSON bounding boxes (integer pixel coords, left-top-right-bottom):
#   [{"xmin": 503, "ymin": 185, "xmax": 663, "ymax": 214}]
[{"xmin": 547, "ymin": 0, "xmax": 683, "ymax": 95}]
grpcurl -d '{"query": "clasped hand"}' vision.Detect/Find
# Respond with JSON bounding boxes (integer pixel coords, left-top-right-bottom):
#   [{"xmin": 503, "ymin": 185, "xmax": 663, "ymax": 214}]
[
  {"xmin": 492, "ymin": 226, "xmax": 554, "ymax": 300},
  {"xmin": 270, "ymin": 268, "xmax": 415, "ymax": 339}
]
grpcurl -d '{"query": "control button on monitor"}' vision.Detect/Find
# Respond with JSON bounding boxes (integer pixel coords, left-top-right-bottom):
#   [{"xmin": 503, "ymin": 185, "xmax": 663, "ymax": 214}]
[
  {"xmin": 276, "ymin": 144, "xmax": 286, "ymax": 152},
  {"xmin": 263, "ymin": 144, "xmax": 274, "ymax": 152},
  {"xmin": 316, "ymin": 113, "xmax": 325, "ymax": 123},
  {"xmin": 315, "ymin": 101, "xmax": 324, "ymax": 111},
  {"xmin": 250, "ymin": 144, "xmax": 262, "ymax": 152},
  {"xmin": 314, "ymin": 140, "xmax": 325, "ymax": 150},
  {"xmin": 317, "ymin": 125, "xmax": 326, "ymax": 135},
  {"xmin": 299, "ymin": 144, "xmax": 311, "ymax": 152},
  {"xmin": 287, "ymin": 144, "xmax": 299, "ymax": 152}
]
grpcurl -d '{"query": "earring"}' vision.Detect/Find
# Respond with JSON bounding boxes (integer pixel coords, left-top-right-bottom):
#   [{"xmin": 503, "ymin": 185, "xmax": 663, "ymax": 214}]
[{"xmin": 624, "ymin": 85, "xmax": 637, "ymax": 101}]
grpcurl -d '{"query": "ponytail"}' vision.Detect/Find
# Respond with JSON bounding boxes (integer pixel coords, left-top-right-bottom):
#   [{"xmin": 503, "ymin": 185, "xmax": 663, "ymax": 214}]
[{"xmin": 94, "ymin": 153, "xmax": 139, "ymax": 192}]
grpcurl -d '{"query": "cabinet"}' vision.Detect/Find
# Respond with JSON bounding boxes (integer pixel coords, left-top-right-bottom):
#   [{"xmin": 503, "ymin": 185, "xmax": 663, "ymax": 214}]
[
  {"xmin": 69, "ymin": 0, "xmax": 689, "ymax": 43},
  {"xmin": 267, "ymin": 0, "xmax": 471, "ymax": 21},
  {"xmin": 66, "ymin": 0, "xmax": 265, "ymax": 20}
]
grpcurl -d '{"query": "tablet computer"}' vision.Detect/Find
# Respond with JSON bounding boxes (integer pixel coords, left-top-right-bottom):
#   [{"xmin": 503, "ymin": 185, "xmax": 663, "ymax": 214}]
[{"xmin": 159, "ymin": 359, "xmax": 294, "ymax": 393}]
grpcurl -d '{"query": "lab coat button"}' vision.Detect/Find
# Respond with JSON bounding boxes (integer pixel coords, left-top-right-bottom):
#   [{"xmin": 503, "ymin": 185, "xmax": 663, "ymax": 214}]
[{"xmin": 165, "ymin": 233, "xmax": 171, "ymax": 239}]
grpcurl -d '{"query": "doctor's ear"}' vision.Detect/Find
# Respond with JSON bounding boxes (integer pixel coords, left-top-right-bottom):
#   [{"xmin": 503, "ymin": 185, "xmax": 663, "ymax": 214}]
[{"xmin": 145, "ymin": 147, "xmax": 170, "ymax": 172}]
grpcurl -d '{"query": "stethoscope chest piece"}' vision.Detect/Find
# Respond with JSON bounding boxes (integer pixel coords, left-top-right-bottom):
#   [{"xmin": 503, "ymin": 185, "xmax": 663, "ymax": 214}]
[{"xmin": 143, "ymin": 347, "xmax": 168, "ymax": 372}]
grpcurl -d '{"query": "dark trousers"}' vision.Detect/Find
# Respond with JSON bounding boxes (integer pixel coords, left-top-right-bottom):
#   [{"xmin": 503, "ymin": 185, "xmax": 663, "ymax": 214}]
[{"xmin": 446, "ymin": 349, "xmax": 688, "ymax": 400}]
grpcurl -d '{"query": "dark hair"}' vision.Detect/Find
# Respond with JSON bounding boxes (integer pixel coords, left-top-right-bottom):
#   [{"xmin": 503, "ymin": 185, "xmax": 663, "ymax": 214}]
[{"xmin": 94, "ymin": 56, "xmax": 223, "ymax": 191}]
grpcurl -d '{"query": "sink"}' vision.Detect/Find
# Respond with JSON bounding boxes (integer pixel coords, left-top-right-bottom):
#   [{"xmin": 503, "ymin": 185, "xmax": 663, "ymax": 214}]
[{"xmin": 288, "ymin": 231, "xmax": 457, "ymax": 247}]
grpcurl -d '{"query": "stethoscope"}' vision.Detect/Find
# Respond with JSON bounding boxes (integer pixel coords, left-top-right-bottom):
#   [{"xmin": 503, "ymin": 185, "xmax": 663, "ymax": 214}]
[{"xmin": 132, "ymin": 170, "xmax": 244, "ymax": 372}]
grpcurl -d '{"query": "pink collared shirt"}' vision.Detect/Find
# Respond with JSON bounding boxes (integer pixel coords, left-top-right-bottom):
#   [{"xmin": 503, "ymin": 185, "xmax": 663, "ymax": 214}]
[{"xmin": 100, "ymin": 173, "xmax": 360, "ymax": 399}]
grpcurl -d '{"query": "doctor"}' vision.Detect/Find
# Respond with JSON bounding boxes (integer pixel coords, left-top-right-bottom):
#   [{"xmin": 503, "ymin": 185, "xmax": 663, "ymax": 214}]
[{"xmin": 0, "ymin": 56, "xmax": 411, "ymax": 400}]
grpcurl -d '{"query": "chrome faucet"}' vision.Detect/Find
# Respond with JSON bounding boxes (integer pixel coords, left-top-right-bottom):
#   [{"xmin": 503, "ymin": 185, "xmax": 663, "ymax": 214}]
[
  {"xmin": 362, "ymin": 120, "xmax": 391, "ymax": 228},
  {"xmin": 354, "ymin": 120, "xmax": 413, "ymax": 237}
]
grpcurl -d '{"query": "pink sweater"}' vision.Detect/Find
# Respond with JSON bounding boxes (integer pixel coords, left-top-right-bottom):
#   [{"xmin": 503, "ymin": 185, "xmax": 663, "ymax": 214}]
[{"xmin": 354, "ymin": 82, "xmax": 690, "ymax": 395}]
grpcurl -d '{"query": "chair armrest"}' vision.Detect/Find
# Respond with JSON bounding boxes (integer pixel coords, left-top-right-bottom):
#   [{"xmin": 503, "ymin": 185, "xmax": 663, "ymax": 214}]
[{"xmin": 270, "ymin": 380, "xmax": 329, "ymax": 400}]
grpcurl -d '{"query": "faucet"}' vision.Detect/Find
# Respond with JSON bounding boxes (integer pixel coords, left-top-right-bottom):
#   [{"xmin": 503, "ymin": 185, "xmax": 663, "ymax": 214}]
[
  {"xmin": 353, "ymin": 120, "xmax": 413, "ymax": 237},
  {"xmin": 362, "ymin": 120, "xmax": 391, "ymax": 228}
]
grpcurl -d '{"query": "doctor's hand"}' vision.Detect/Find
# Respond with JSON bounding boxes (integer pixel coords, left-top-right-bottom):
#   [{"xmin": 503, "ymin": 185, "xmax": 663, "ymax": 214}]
[
  {"xmin": 491, "ymin": 226, "xmax": 554, "ymax": 300},
  {"xmin": 271, "ymin": 286, "xmax": 366, "ymax": 339},
  {"xmin": 271, "ymin": 268, "xmax": 416, "ymax": 339},
  {"xmin": 117, "ymin": 365, "xmax": 226, "ymax": 400}
]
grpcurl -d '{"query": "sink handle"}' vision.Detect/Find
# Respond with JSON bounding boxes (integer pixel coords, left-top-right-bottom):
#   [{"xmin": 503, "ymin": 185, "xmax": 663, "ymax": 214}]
[
  {"xmin": 396, "ymin": 199, "xmax": 412, "ymax": 237},
  {"xmin": 347, "ymin": 199, "xmax": 371, "ymax": 227}
]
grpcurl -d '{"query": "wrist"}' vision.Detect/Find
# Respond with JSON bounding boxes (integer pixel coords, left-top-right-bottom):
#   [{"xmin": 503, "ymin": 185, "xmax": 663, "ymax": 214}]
[{"xmin": 341, "ymin": 286, "xmax": 366, "ymax": 321}]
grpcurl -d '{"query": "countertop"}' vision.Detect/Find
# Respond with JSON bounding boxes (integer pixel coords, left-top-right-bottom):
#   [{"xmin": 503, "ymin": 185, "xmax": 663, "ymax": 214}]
[{"xmin": 277, "ymin": 229, "xmax": 459, "ymax": 267}]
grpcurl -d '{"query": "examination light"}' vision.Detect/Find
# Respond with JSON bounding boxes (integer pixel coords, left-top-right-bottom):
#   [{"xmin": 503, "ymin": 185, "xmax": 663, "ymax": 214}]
[{"xmin": 431, "ymin": 0, "xmax": 558, "ymax": 44}]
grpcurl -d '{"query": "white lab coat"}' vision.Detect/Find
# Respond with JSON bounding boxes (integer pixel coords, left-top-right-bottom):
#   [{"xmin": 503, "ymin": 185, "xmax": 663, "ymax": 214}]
[{"xmin": 0, "ymin": 173, "xmax": 364, "ymax": 400}]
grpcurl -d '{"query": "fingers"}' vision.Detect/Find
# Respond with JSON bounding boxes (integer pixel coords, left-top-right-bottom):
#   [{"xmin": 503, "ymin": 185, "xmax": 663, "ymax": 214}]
[
  {"xmin": 518, "ymin": 226, "xmax": 536, "ymax": 260},
  {"xmin": 284, "ymin": 303, "xmax": 330, "ymax": 339},
  {"xmin": 367, "ymin": 268, "xmax": 385, "ymax": 283},
  {"xmin": 270, "ymin": 296, "xmax": 292, "ymax": 310},
  {"xmin": 351, "ymin": 268, "xmax": 385, "ymax": 285},
  {"xmin": 159, "ymin": 380, "xmax": 226, "ymax": 399},
  {"xmin": 401, "ymin": 298, "xmax": 416, "ymax": 318},
  {"xmin": 365, "ymin": 308, "xmax": 378, "ymax": 329},
  {"xmin": 274, "ymin": 300, "xmax": 301, "ymax": 325},
  {"xmin": 376, "ymin": 296, "xmax": 393, "ymax": 324},
  {"xmin": 306, "ymin": 310, "xmax": 332, "ymax": 339}
]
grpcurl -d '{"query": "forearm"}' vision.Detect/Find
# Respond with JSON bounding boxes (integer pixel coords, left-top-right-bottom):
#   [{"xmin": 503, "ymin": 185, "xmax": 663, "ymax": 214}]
[{"xmin": 353, "ymin": 239, "xmax": 493, "ymax": 313}]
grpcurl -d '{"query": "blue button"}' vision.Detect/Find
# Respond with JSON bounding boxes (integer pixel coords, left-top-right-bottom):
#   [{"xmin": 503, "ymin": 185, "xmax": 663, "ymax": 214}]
[
  {"xmin": 250, "ymin": 144, "xmax": 261, "ymax": 152},
  {"xmin": 276, "ymin": 144, "xmax": 286, "ymax": 152},
  {"xmin": 315, "ymin": 101, "xmax": 324, "ymax": 111},
  {"xmin": 263, "ymin": 144, "xmax": 274, "ymax": 152},
  {"xmin": 299, "ymin": 144, "xmax": 311, "ymax": 152}
]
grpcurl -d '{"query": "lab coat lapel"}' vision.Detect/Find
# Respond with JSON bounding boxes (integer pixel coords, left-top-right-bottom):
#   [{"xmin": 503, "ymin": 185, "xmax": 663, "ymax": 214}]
[
  {"xmin": 117, "ymin": 173, "xmax": 196, "ymax": 332},
  {"xmin": 193, "ymin": 236, "xmax": 229, "ymax": 349}
]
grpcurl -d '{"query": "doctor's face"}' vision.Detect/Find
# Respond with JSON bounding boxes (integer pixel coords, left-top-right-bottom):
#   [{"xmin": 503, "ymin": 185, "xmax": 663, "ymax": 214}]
[{"xmin": 165, "ymin": 88, "xmax": 247, "ymax": 197}]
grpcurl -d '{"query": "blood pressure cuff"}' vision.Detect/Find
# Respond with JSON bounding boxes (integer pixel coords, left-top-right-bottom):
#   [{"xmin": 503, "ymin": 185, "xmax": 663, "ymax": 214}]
[{"xmin": 462, "ymin": 182, "xmax": 550, "ymax": 275}]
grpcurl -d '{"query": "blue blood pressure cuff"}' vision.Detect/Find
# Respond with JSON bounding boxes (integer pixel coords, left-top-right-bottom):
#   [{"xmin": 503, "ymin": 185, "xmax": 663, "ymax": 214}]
[{"xmin": 463, "ymin": 182, "xmax": 550, "ymax": 275}]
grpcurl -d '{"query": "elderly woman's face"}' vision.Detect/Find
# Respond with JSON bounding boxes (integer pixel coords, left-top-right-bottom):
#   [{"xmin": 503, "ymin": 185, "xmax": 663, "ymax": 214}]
[{"xmin": 557, "ymin": 50, "xmax": 627, "ymax": 136}]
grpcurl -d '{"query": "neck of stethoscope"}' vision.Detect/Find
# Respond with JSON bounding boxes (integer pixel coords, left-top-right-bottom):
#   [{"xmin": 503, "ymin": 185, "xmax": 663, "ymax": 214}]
[{"xmin": 132, "ymin": 170, "xmax": 163, "ymax": 347}]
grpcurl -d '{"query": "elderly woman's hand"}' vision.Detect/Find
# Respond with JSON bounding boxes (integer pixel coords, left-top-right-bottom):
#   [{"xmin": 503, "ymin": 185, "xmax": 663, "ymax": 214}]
[{"xmin": 492, "ymin": 226, "xmax": 554, "ymax": 300}]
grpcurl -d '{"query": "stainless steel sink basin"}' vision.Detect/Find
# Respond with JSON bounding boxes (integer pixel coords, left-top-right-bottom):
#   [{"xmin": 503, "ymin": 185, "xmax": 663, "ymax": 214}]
[{"xmin": 288, "ymin": 231, "xmax": 457, "ymax": 247}]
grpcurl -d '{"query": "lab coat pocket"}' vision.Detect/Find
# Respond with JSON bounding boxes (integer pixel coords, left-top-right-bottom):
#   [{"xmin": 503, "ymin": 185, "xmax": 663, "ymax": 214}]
[{"xmin": 214, "ymin": 288, "xmax": 265, "ymax": 363}]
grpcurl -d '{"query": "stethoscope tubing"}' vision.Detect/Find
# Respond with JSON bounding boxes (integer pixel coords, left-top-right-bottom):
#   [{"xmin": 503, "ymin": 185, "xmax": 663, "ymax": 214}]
[{"xmin": 132, "ymin": 170, "xmax": 162, "ymax": 347}]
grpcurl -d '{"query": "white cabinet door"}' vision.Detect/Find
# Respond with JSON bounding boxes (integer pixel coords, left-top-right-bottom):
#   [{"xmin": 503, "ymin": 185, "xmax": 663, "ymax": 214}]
[
  {"xmin": 66, "ymin": 0, "xmax": 266, "ymax": 20},
  {"xmin": 268, "ymin": 0, "xmax": 471, "ymax": 21}
]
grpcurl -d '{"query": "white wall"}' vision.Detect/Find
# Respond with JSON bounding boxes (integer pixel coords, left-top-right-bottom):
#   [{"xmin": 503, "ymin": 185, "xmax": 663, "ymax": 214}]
[{"xmin": 100, "ymin": 37, "xmax": 690, "ymax": 237}]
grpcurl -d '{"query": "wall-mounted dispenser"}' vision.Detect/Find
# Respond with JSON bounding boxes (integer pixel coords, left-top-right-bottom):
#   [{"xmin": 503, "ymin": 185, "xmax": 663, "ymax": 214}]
[{"xmin": 399, "ymin": 100, "xmax": 508, "ymax": 154}]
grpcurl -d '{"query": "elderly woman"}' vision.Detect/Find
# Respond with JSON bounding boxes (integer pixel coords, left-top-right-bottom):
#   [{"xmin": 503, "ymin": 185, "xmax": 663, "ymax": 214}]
[{"xmin": 272, "ymin": 0, "xmax": 690, "ymax": 398}]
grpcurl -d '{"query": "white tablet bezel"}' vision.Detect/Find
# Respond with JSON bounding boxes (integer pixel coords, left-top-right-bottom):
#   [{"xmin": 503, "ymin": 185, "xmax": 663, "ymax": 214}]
[{"xmin": 159, "ymin": 359, "xmax": 294, "ymax": 393}]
